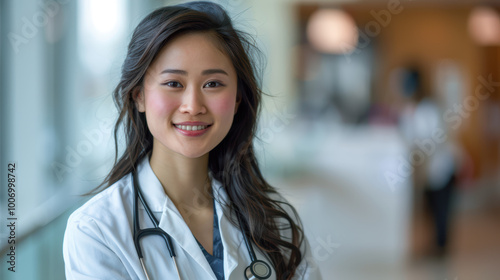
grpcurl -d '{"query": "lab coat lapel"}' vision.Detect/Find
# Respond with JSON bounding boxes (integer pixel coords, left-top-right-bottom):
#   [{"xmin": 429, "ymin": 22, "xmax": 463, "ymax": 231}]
[
  {"xmin": 136, "ymin": 156, "xmax": 216, "ymax": 279},
  {"xmin": 158, "ymin": 202, "xmax": 217, "ymax": 279},
  {"xmin": 136, "ymin": 156, "xmax": 167, "ymax": 212},
  {"xmin": 212, "ymin": 180, "xmax": 245, "ymax": 278}
]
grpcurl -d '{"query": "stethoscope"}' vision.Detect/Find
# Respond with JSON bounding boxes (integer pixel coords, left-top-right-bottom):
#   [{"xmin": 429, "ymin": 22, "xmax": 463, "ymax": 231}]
[{"xmin": 132, "ymin": 169, "xmax": 272, "ymax": 280}]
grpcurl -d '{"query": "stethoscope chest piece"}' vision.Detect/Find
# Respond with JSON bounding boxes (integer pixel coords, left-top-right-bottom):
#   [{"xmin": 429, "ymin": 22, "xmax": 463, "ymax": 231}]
[{"xmin": 245, "ymin": 260, "xmax": 272, "ymax": 279}]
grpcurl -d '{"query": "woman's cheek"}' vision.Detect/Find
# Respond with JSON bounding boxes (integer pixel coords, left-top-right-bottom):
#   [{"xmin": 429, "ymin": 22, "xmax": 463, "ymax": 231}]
[
  {"xmin": 147, "ymin": 92, "xmax": 178, "ymax": 116},
  {"xmin": 211, "ymin": 94, "xmax": 237, "ymax": 118}
]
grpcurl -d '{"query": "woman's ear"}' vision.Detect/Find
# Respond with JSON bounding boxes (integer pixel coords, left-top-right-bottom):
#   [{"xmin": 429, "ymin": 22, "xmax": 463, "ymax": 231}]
[{"xmin": 133, "ymin": 87, "xmax": 145, "ymax": 112}]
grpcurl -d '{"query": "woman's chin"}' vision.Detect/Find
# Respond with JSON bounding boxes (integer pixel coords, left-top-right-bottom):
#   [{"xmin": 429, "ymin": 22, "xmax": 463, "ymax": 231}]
[{"xmin": 177, "ymin": 150, "xmax": 209, "ymax": 159}]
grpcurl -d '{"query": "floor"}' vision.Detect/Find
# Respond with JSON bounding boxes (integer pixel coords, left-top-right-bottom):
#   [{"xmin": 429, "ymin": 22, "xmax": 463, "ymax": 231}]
[{"xmin": 407, "ymin": 198, "xmax": 500, "ymax": 280}]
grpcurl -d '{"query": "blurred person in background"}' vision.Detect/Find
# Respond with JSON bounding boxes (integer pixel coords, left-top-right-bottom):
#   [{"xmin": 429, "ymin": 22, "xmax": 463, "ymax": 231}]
[{"xmin": 398, "ymin": 65, "xmax": 461, "ymax": 257}]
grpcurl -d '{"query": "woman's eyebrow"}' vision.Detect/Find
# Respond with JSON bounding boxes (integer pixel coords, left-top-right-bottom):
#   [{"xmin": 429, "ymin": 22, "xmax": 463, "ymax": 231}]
[
  {"xmin": 159, "ymin": 68, "xmax": 228, "ymax": 76},
  {"xmin": 201, "ymin": 69, "xmax": 228, "ymax": 76},
  {"xmin": 160, "ymin": 69, "xmax": 187, "ymax": 75}
]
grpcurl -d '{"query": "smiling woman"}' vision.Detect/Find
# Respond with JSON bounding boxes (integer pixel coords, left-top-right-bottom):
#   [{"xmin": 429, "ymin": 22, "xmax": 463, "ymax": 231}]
[{"xmin": 62, "ymin": 1, "xmax": 322, "ymax": 280}]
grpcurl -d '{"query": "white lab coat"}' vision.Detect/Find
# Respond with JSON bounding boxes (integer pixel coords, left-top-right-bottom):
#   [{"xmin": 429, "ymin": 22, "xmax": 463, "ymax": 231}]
[{"xmin": 63, "ymin": 155, "xmax": 322, "ymax": 279}]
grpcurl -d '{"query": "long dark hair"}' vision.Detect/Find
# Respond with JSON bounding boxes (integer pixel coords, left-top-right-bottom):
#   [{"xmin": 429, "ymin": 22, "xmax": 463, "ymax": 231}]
[{"xmin": 91, "ymin": 2, "xmax": 304, "ymax": 278}]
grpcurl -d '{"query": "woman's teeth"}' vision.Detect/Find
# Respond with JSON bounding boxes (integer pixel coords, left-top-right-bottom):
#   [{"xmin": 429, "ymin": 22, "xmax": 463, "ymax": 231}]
[{"xmin": 174, "ymin": 124, "xmax": 209, "ymax": 131}]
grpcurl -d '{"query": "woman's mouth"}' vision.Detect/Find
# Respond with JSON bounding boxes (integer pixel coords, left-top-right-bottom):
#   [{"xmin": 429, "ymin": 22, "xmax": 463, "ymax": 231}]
[
  {"xmin": 173, "ymin": 122, "xmax": 212, "ymax": 137},
  {"xmin": 173, "ymin": 124, "xmax": 210, "ymax": 131}
]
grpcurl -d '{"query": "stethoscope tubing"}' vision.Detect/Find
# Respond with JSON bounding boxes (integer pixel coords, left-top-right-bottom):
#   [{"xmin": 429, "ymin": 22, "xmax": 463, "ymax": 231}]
[
  {"xmin": 133, "ymin": 169, "xmax": 182, "ymax": 279},
  {"xmin": 131, "ymin": 168, "xmax": 271, "ymax": 279}
]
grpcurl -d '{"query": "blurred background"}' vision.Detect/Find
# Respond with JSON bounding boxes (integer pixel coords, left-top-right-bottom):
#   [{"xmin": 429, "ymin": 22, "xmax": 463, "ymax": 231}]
[{"xmin": 1, "ymin": 0, "xmax": 500, "ymax": 279}]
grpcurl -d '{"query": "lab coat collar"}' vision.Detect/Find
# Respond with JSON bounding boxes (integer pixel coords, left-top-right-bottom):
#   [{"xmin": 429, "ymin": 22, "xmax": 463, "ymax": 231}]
[
  {"xmin": 135, "ymin": 154, "xmax": 244, "ymax": 278},
  {"xmin": 135, "ymin": 154, "xmax": 167, "ymax": 212}
]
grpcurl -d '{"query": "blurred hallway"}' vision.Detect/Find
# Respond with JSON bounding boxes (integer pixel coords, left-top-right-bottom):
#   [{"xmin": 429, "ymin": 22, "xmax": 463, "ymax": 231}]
[
  {"xmin": 274, "ymin": 167, "xmax": 500, "ymax": 279},
  {"xmin": 263, "ymin": 121, "xmax": 500, "ymax": 279},
  {"xmin": 263, "ymin": 122, "xmax": 411, "ymax": 279}
]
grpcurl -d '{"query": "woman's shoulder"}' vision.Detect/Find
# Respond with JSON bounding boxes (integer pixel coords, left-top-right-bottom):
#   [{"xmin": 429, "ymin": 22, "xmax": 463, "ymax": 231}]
[
  {"xmin": 67, "ymin": 173, "xmax": 134, "ymax": 228},
  {"xmin": 63, "ymin": 173, "xmax": 137, "ymax": 279}
]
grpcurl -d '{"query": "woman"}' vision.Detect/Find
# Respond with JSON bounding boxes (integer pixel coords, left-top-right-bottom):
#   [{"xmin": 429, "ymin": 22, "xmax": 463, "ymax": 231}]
[{"xmin": 63, "ymin": 2, "xmax": 321, "ymax": 279}]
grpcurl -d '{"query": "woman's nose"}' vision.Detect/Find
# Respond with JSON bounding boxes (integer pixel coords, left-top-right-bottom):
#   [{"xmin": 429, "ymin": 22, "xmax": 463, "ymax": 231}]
[{"xmin": 179, "ymin": 86, "xmax": 207, "ymax": 115}]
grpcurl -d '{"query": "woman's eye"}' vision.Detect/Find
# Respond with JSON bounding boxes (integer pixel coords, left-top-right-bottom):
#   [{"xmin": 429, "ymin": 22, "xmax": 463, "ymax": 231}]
[
  {"xmin": 164, "ymin": 81, "xmax": 182, "ymax": 88},
  {"xmin": 204, "ymin": 81, "xmax": 224, "ymax": 88}
]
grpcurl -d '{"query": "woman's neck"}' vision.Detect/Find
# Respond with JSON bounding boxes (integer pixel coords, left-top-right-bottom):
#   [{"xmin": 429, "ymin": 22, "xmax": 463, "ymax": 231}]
[{"xmin": 149, "ymin": 144, "xmax": 212, "ymax": 211}]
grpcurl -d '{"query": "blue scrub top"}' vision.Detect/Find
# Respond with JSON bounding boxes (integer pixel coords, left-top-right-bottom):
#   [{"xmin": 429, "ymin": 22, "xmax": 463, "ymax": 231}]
[{"xmin": 195, "ymin": 198, "xmax": 224, "ymax": 280}]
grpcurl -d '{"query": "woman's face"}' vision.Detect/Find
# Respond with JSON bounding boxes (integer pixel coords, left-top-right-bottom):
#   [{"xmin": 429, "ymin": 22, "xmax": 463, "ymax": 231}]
[{"xmin": 135, "ymin": 32, "xmax": 239, "ymax": 159}]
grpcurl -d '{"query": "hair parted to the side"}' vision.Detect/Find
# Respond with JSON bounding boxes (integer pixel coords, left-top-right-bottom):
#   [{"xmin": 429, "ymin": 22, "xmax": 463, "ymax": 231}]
[{"xmin": 88, "ymin": 2, "xmax": 304, "ymax": 278}]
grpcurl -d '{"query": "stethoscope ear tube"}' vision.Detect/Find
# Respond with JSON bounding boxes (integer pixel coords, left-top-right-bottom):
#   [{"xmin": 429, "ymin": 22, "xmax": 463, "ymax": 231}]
[
  {"xmin": 132, "ymin": 169, "xmax": 144, "ymax": 259},
  {"xmin": 236, "ymin": 211, "xmax": 257, "ymax": 262},
  {"xmin": 132, "ymin": 169, "xmax": 181, "ymax": 279}
]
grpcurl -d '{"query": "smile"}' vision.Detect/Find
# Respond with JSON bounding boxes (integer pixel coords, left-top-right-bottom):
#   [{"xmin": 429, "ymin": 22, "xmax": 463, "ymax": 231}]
[
  {"xmin": 173, "ymin": 123, "xmax": 212, "ymax": 137},
  {"xmin": 173, "ymin": 124, "xmax": 209, "ymax": 131}
]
